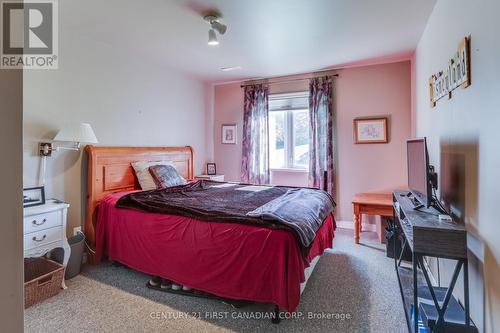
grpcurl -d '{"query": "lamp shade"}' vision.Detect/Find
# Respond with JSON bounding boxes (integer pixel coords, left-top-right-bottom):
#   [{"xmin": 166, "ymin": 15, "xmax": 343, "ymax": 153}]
[{"xmin": 53, "ymin": 123, "xmax": 98, "ymax": 143}]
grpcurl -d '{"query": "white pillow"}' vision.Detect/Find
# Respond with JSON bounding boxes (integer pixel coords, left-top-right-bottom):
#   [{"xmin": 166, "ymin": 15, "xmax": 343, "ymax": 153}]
[{"xmin": 131, "ymin": 160, "xmax": 175, "ymax": 190}]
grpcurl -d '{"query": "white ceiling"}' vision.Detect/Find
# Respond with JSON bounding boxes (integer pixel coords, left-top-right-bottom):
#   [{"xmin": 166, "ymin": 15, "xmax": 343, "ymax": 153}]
[{"xmin": 63, "ymin": 0, "xmax": 436, "ymax": 83}]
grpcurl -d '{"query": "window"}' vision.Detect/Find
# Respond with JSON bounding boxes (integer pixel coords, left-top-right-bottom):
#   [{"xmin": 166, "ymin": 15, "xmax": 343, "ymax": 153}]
[{"xmin": 269, "ymin": 92, "xmax": 309, "ymax": 169}]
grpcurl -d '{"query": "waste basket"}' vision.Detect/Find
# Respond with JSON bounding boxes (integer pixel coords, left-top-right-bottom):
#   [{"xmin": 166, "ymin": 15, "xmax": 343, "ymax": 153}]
[{"xmin": 65, "ymin": 232, "xmax": 85, "ymax": 279}]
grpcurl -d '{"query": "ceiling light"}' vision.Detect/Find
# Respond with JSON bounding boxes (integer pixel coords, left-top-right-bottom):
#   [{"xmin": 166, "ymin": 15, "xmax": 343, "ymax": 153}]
[
  {"xmin": 204, "ymin": 14, "xmax": 226, "ymax": 46},
  {"xmin": 208, "ymin": 29, "xmax": 219, "ymax": 46},
  {"xmin": 221, "ymin": 66, "xmax": 242, "ymax": 72}
]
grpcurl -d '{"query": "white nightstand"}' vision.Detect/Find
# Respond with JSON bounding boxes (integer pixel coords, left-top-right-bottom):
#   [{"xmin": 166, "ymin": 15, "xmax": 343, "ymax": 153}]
[
  {"xmin": 195, "ymin": 174, "xmax": 225, "ymax": 182},
  {"xmin": 24, "ymin": 199, "xmax": 71, "ymax": 289}
]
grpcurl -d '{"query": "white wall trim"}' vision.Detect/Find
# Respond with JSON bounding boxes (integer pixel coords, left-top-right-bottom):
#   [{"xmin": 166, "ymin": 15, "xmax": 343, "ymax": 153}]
[{"xmin": 336, "ymin": 220, "xmax": 377, "ymax": 232}]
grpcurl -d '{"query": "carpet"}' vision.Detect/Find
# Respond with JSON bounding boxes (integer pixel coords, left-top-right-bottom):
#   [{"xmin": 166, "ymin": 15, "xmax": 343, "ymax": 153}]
[{"xmin": 24, "ymin": 228, "xmax": 407, "ymax": 332}]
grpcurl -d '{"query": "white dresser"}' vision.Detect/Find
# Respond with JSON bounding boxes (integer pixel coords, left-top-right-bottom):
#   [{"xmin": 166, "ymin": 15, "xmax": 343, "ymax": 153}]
[{"xmin": 24, "ymin": 200, "xmax": 71, "ymax": 288}]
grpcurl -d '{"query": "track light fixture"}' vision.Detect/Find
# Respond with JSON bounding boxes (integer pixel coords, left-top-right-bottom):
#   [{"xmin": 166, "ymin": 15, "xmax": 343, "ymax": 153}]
[{"xmin": 204, "ymin": 14, "xmax": 227, "ymax": 46}]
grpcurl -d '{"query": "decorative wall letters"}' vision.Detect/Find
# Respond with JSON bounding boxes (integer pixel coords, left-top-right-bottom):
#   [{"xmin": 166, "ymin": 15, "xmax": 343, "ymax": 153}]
[{"xmin": 429, "ymin": 36, "xmax": 471, "ymax": 107}]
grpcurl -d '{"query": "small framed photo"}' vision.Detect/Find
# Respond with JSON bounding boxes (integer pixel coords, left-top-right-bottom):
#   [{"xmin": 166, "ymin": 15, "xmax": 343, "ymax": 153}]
[
  {"xmin": 353, "ymin": 117, "xmax": 388, "ymax": 144},
  {"xmin": 222, "ymin": 124, "xmax": 237, "ymax": 144},
  {"xmin": 207, "ymin": 163, "xmax": 217, "ymax": 175},
  {"xmin": 23, "ymin": 186, "xmax": 45, "ymax": 207}
]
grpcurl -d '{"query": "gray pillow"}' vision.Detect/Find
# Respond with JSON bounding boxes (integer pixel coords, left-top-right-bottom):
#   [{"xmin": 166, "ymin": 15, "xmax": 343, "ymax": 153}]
[{"xmin": 148, "ymin": 164, "xmax": 187, "ymax": 189}]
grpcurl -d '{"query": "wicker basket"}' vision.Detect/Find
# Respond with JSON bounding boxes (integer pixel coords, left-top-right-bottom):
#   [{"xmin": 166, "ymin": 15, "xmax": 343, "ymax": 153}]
[{"xmin": 24, "ymin": 257, "xmax": 65, "ymax": 308}]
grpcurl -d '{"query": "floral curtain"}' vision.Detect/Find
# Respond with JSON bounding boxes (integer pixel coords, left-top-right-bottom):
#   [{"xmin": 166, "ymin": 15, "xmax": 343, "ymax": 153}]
[
  {"xmin": 241, "ymin": 84, "xmax": 270, "ymax": 184},
  {"xmin": 309, "ymin": 76, "xmax": 334, "ymax": 194}
]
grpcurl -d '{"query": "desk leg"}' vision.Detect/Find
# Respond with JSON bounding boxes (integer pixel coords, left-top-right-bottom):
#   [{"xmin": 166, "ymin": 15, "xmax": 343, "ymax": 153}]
[
  {"xmin": 413, "ymin": 253, "xmax": 419, "ymax": 333},
  {"xmin": 359, "ymin": 214, "xmax": 363, "ymax": 233},
  {"xmin": 464, "ymin": 259, "xmax": 470, "ymax": 328},
  {"xmin": 354, "ymin": 213, "xmax": 360, "ymax": 244}
]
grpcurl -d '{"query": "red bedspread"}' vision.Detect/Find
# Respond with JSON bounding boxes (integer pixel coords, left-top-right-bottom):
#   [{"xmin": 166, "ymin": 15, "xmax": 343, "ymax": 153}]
[{"xmin": 95, "ymin": 192, "xmax": 335, "ymax": 312}]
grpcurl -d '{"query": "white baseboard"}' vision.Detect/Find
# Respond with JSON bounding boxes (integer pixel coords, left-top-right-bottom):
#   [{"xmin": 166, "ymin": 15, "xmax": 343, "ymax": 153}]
[{"xmin": 336, "ymin": 220, "xmax": 377, "ymax": 232}]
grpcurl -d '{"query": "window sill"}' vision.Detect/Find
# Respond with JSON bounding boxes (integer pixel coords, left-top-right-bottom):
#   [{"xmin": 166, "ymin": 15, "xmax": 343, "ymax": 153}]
[{"xmin": 271, "ymin": 168, "xmax": 309, "ymax": 173}]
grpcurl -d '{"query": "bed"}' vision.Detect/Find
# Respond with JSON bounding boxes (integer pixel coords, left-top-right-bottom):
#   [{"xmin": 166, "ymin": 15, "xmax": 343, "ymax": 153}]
[{"xmin": 84, "ymin": 146, "xmax": 335, "ymax": 314}]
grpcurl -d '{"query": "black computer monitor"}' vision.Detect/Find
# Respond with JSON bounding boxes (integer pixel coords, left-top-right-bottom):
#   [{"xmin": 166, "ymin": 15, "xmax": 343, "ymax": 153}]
[{"xmin": 407, "ymin": 138, "xmax": 432, "ymax": 208}]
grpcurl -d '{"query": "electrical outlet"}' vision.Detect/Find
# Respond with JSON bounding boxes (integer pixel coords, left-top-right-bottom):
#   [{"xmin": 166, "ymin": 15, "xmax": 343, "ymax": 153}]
[{"xmin": 73, "ymin": 226, "xmax": 82, "ymax": 236}]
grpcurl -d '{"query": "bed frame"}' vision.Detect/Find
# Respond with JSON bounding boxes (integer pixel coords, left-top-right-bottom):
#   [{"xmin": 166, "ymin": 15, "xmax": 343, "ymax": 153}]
[
  {"xmin": 84, "ymin": 145, "xmax": 194, "ymax": 264},
  {"xmin": 84, "ymin": 145, "xmax": 327, "ymax": 322}
]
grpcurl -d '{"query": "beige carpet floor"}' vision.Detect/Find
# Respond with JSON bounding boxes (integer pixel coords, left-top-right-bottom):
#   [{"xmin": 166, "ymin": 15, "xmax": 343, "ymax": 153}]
[{"xmin": 24, "ymin": 228, "xmax": 407, "ymax": 333}]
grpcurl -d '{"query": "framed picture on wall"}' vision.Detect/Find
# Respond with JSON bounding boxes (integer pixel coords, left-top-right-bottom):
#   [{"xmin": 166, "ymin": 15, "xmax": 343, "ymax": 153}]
[
  {"xmin": 23, "ymin": 186, "xmax": 45, "ymax": 207},
  {"xmin": 353, "ymin": 117, "xmax": 388, "ymax": 144},
  {"xmin": 222, "ymin": 124, "xmax": 237, "ymax": 144}
]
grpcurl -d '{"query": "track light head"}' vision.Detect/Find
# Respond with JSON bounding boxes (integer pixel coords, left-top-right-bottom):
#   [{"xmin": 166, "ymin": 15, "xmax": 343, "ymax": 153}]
[
  {"xmin": 208, "ymin": 29, "xmax": 219, "ymax": 46},
  {"xmin": 211, "ymin": 21, "xmax": 227, "ymax": 35}
]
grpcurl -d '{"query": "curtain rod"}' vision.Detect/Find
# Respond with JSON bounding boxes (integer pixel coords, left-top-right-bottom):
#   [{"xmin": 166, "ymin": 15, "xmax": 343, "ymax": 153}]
[{"xmin": 240, "ymin": 73, "xmax": 339, "ymax": 88}]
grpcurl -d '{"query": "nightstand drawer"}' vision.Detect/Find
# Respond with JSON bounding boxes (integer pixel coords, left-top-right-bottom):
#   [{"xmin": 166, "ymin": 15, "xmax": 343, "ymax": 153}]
[
  {"xmin": 24, "ymin": 210, "xmax": 62, "ymax": 234},
  {"xmin": 24, "ymin": 226, "xmax": 63, "ymax": 250},
  {"xmin": 24, "ymin": 241, "xmax": 61, "ymax": 258}
]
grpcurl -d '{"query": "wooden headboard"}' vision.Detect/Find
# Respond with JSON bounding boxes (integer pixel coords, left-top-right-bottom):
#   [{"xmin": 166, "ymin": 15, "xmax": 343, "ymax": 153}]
[{"xmin": 84, "ymin": 145, "xmax": 194, "ymax": 263}]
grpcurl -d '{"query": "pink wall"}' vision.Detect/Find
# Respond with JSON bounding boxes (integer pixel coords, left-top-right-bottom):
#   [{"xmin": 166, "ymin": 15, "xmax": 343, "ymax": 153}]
[
  {"xmin": 213, "ymin": 83, "xmax": 244, "ymax": 181},
  {"xmin": 410, "ymin": 52, "xmax": 417, "ymax": 137},
  {"xmin": 213, "ymin": 61, "xmax": 411, "ymax": 221},
  {"xmin": 335, "ymin": 61, "xmax": 411, "ymax": 221}
]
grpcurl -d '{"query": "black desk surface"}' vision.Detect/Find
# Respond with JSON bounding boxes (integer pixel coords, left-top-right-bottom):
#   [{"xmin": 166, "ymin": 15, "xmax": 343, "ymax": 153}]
[{"xmin": 392, "ymin": 191, "xmax": 467, "ymax": 259}]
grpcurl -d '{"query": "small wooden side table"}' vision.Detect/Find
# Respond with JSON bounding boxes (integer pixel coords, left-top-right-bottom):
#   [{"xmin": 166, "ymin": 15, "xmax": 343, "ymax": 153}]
[{"xmin": 352, "ymin": 192, "xmax": 394, "ymax": 244}]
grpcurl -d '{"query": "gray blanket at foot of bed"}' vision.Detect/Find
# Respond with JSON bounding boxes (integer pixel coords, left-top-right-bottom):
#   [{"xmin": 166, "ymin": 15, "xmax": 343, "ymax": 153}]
[{"xmin": 247, "ymin": 188, "xmax": 335, "ymax": 247}]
